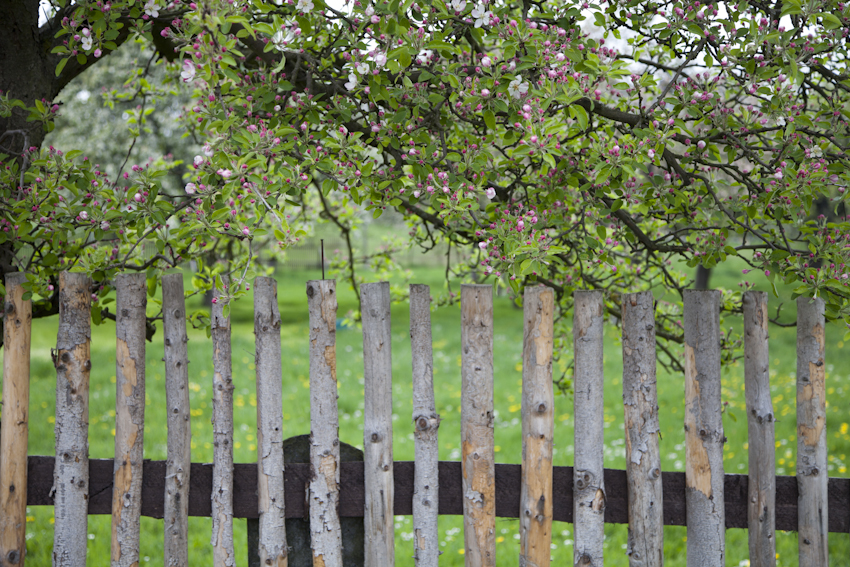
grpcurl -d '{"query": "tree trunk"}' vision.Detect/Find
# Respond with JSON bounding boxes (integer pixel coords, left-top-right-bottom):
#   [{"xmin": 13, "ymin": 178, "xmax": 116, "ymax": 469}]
[{"xmin": 53, "ymin": 272, "xmax": 91, "ymax": 567}]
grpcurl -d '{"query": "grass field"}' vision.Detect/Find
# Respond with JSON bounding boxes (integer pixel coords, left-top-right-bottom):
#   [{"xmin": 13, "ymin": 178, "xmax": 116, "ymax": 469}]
[{"xmin": 8, "ymin": 258, "xmax": 850, "ymax": 565}]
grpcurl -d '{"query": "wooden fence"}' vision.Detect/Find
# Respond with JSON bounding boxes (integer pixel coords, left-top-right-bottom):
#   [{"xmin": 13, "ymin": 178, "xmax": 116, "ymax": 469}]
[{"xmin": 0, "ymin": 272, "xmax": 843, "ymax": 567}]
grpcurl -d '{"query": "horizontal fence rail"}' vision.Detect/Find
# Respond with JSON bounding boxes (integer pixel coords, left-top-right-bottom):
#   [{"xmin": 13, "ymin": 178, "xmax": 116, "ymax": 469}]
[{"xmin": 21, "ymin": 456, "xmax": 850, "ymax": 531}]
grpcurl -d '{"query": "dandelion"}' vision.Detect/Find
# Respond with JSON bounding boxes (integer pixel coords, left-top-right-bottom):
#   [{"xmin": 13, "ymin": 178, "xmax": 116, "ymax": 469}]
[
  {"xmin": 181, "ymin": 59, "xmax": 196, "ymax": 82},
  {"xmin": 507, "ymin": 77, "xmax": 528, "ymax": 99}
]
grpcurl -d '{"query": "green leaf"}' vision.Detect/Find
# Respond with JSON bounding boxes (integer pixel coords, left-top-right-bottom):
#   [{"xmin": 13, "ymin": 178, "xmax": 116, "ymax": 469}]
[
  {"xmin": 55, "ymin": 57, "xmax": 68, "ymax": 77},
  {"xmin": 483, "ymin": 110, "xmax": 495, "ymax": 131}
]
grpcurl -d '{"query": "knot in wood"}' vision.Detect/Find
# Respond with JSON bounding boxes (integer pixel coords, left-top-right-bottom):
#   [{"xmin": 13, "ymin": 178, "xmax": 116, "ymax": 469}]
[
  {"xmin": 306, "ymin": 286, "xmax": 315, "ymax": 297},
  {"xmin": 699, "ymin": 429, "xmax": 707, "ymax": 437},
  {"xmin": 536, "ymin": 403, "xmax": 546, "ymax": 413},
  {"xmin": 61, "ymin": 352, "xmax": 71, "ymax": 363},
  {"xmin": 416, "ymin": 417, "xmax": 429, "ymax": 431},
  {"xmin": 578, "ymin": 553, "xmax": 592, "ymax": 565},
  {"xmin": 84, "ymin": 360, "xmax": 91, "ymax": 370},
  {"xmin": 650, "ymin": 467, "xmax": 660, "ymax": 480},
  {"xmin": 6, "ymin": 549, "xmax": 20, "ymax": 564},
  {"xmin": 816, "ymin": 360, "xmax": 824, "ymax": 367},
  {"xmin": 371, "ymin": 433, "xmax": 381, "ymax": 443},
  {"xmin": 121, "ymin": 309, "xmax": 129, "ymax": 317},
  {"xmin": 5, "ymin": 302, "xmax": 15, "ymax": 315}
]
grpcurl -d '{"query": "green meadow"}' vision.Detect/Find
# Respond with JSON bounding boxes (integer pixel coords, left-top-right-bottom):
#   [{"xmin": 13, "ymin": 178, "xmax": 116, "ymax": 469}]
[{"xmin": 7, "ymin": 258, "xmax": 850, "ymax": 566}]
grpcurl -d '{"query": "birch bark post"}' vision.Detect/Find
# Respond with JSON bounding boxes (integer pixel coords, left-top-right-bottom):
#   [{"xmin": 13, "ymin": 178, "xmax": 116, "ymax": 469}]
[
  {"xmin": 211, "ymin": 275, "xmax": 236, "ymax": 567},
  {"xmin": 743, "ymin": 291, "xmax": 775, "ymax": 567},
  {"xmin": 361, "ymin": 282, "xmax": 394, "ymax": 567},
  {"xmin": 796, "ymin": 296, "xmax": 827, "ymax": 566},
  {"xmin": 0, "ymin": 273, "xmax": 31, "ymax": 566},
  {"xmin": 162, "ymin": 273, "xmax": 191, "ymax": 567},
  {"xmin": 683, "ymin": 290, "xmax": 725, "ymax": 567},
  {"xmin": 460, "ymin": 284, "xmax": 496, "ymax": 567},
  {"xmin": 111, "ymin": 273, "xmax": 147, "ymax": 567},
  {"xmin": 519, "ymin": 286, "xmax": 554, "ymax": 567},
  {"xmin": 52, "ymin": 272, "xmax": 92, "ymax": 567},
  {"xmin": 254, "ymin": 276, "xmax": 288, "ymax": 566},
  {"xmin": 573, "ymin": 290, "xmax": 605, "ymax": 567},
  {"xmin": 409, "ymin": 284, "xmax": 439, "ymax": 567},
  {"xmin": 307, "ymin": 280, "xmax": 343, "ymax": 567},
  {"xmin": 621, "ymin": 291, "xmax": 663, "ymax": 567}
]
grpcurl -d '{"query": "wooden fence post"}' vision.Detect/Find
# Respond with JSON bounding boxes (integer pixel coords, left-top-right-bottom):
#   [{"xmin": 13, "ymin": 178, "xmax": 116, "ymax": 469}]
[
  {"xmin": 162, "ymin": 273, "xmax": 192, "ymax": 567},
  {"xmin": 410, "ymin": 284, "xmax": 439, "ymax": 567},
  {"xmin": 519, "ymin": 286, "xmax": 554, "ymax": 567},
  {"xmin": 573, "ymin": 290, "xmax": 605, "ymax": 567},
  {"xmin": 743, "ymin": 291, "xmax": 775, "ymax": 567},
  {"xmin": 211, "ymin": 275, "xmax": 235, "ymax": 567},
  {"xmin": 796, "ymin": 296, "xmax": 827, "ymax": 566},
  {"xmin": 683, "ymin": 289, "xmax": 724, "ymax": 567},
  {"xmin": 111, "ymin": 272, "xmax": 147, "ymax": 567},
  {"xmin": 362, "ymin": 282, "xmax": 394, "ymax": 567},
  {"xmin": 53, "ymin": 272, "xmax": 92, "ymax": 567},
  {"xmin": 461, "ymin": 284, "xmax": 496, "ymax": 567},
  {"xmin": 621, "ymin": 291, "xmax": 663, "ymax": 567},
  {"xmin": 307, "ymin": 280, "xmax": 343, "ymax": 567},
  {"xmin": 0, "ymin": 273, "xmax": 31, "ymax": 566},
  {"xmin": 254, "ymin": 276, "xmax": 288, "ymax": 566}
]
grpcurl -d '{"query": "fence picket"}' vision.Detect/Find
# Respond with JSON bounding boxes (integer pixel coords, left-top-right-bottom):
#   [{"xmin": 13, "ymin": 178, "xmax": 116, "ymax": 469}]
[
  {"xmin": 796, "ymin": 296, "xmax": 828, "ymax": 566},
  {"xmin": 362, "ymin": 282, "xmax": 395, "ymax": 567},
  {"xmin": 460, "ymin": 284, "xmax": 496, "ymax": 567},
  {"xmin": 683, "ymin": 290, "xmax": 724, "ymax": 567},
  {"xmin": 0, "ymin": 273, "xmax": 31, "ymax": 566},
  {"xmin": 410, "ymin": 284, "xmax": 439, "ymax": 567},
  {"xmin": 163, "ymin": 273, "xmax": 192, "ymax": 567},
  {"xmin": 743, "ymin": 291, "xmax": 775, "ymax": 567},
  {"xmin": 53, "ymin": 272, "xmax": 92, "ymax": 567},
  {"xmin": 519, "ymin": 286, "xmax": 554, "ymax": 567},
  {"xmin": 211, "ymin": 275, "xmax": 236, "ymax": 566},
  {"xmin": 307, "ymin": 279, "xmax": 344, "ymax": 567},
  {"xmin": 111, "ymin": 272, "xmax": 147, "ymax": 567},
  {"xmin": 254, "ymin": 276, "xmax": 289, "ymax": 566},
  {"xmin": 573, "ymin": 290, "xmax": 605, "ymax": 567},
  {"xmin": 621, "ymin": 291, "xmax": 663, "ymax": 567}
]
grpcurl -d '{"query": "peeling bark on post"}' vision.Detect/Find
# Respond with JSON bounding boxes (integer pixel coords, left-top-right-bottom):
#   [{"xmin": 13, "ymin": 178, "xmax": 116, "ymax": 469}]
[
  {"xmin": 796, "ymin": 296, "xmax": 827, "ymax": 566},
  {"xmin": 409, "ymin": 284, "xmax": 439, "ymax": 567},
  {"xmin": 460, "ymin": 284, "xmax": 496, "ymax": 567},
  {"xmin": 683, "ymin": 290, "xmax": 724, "ymax": 567},
  {"xmin": 53, "ymin": 272, "xmax": 91, "ymax": 567},
  {"xmin": 111, "ymin": 273, "xmax": 147, "ymax": 567},
  {"xmin": 519, "ymin": 286, "xmax": 554, "ymax": 567},
  {"xmin": 743, "ymin": 291, "xmax": 775, "ymax": 567},
  {"xmin": 162, "ymin": 273, "xmax": 191, "ymax": 567},
  {"xmin": 254, "ymin": 276, "xmax": 288, "ymax": 567},
  {"xmin": 307, "ymin": 280, "xmax": 343, "ymax": 567},
  {"xmin": 621, "ymin": 291, "xmax": 663, "ymax": 567},
  {"xmin": 573, "ymin": 290, "xmax": 605, "ymax": 567},
  {"xmin": 211, "ymin": 276, "xmax": 235, "ymax": 567},
  {"xmin": 0, "ymin": 273, "xmax": 31, "ymax": 566},
  {"xmin": 361, "ymin": 282, "xmax": 394, "ymax": 567}
]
